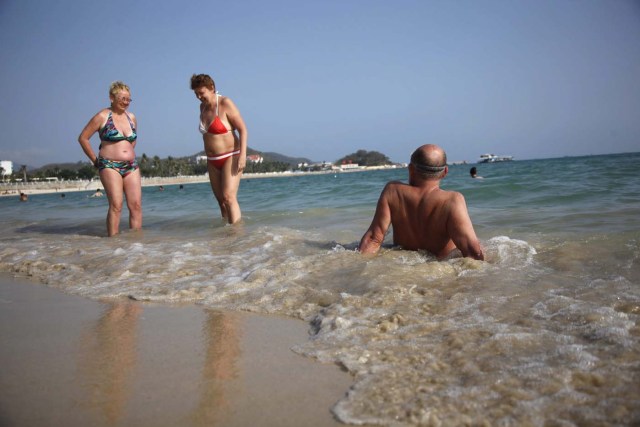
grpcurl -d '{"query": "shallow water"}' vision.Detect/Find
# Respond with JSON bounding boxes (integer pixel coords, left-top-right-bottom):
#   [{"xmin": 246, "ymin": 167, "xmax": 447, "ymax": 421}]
[{"xmin": 1, "ymin": 152, "xmax": 639, "ymax": 425}]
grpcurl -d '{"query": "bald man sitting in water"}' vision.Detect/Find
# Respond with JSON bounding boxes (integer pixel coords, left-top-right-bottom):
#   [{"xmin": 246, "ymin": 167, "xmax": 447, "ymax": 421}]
[{"xmin": 359, "ymin": 144, "xmax": 484, "ymax": 260}]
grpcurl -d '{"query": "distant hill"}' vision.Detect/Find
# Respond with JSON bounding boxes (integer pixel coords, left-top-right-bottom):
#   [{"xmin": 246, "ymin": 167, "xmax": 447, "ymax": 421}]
[
  {"xmin": 33, "ymin": 161, "xmax": 88, "ymax": 172},
  {"xmin": 30, "ymin": 148, "xmax": 312, "ymax": 173},
  {"xmin": 336, "ymin": 150, "xmax": 392, "ymax": 167},
  {"xmin": 259, "ymin": 151, "xmax": 313, "ymax": 166},
  {"xmin": 196, "ymin": 148, "xmax": 313, "ymax": 166}
]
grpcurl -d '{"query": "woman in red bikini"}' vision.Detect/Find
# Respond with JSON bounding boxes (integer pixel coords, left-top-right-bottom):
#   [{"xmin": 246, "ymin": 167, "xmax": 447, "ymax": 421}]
[{"xmin": 191, "ymin": 74, "xmax": 248, "ymax": 224}]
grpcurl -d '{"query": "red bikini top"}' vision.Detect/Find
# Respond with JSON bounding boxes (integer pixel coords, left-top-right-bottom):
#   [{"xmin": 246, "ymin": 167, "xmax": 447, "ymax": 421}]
[
  {"xmin": 206, "ymin": 116, "xmax": 229, "ymax": 134},
  {"xmin": 199, "ymin": 93, "xmax": 230, "ymax": 135}
]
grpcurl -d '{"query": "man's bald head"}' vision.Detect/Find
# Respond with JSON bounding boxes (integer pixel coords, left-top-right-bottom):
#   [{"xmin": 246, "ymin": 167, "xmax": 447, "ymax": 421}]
[{"xmin": 410, "ymin": 144, "xmax": 448, "ymax": 179}]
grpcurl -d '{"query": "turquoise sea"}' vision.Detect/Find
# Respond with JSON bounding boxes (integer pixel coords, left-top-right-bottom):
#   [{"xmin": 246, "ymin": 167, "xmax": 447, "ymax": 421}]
[{"xmin": 1, "ymin": 152, "xmax": 639, "ymax": 425}]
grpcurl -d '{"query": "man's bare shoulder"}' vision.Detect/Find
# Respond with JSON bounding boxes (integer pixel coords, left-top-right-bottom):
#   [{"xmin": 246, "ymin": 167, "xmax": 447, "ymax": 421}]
[
  {"xmin": 441, "ymin": 190, "xmax": 469, "ymax": 214},
  {"xmin": 437, "ymin": 188, "xmax": 464, "ymax": 200},
  {"xmin": 448, "ymin": 190, "xmax": 466, "ymax": 203},
  {"xmin": 384, "ymin": 180, "xmax": 407, "ymax": 187},
  {"xmin": 381, "ymin": 180, "xmax": 409, "ymax": 194}
]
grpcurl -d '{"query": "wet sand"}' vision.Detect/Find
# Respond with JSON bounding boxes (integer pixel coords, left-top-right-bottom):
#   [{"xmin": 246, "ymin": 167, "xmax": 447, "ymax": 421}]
[{"xmin": 0, "ymin": 274, "xmax": 353, "ymax": 427}]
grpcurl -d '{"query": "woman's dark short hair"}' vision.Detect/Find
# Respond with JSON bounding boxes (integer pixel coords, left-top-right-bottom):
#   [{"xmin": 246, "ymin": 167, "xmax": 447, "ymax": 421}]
[{"xmin": 190, "ymin": 74, "xmax": 216, "ymax": 91}]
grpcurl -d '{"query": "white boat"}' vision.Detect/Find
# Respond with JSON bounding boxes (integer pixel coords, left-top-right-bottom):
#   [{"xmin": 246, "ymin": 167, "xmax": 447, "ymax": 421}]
[{"xmin": 477, "ymin": 153, "xmax": 514, "ymax": 163}]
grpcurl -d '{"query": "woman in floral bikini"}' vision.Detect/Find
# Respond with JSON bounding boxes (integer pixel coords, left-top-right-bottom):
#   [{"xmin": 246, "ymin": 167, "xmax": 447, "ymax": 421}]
[{"xmin": 78, "ymin": 81, "xmax": 142, "ymax": 236}]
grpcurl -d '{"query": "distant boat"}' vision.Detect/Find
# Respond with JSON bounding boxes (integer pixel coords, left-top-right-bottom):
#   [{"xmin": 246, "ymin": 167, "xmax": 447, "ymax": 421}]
[{"xmin": 477, "ymin": 153, "xmax": 514, "ymax": 163}]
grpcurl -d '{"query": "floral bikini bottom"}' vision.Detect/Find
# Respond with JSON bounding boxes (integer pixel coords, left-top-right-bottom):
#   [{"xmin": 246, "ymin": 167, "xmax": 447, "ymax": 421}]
[{"xmin": 97, "ymin": 157, "xmax": 139, "ymax": 177}]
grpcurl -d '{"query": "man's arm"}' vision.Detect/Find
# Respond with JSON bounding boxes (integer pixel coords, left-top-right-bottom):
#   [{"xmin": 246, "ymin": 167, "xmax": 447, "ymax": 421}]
[
  {"xmin": 358, "ymin": 185, "xmax": 392, "ymax": 254},
  {"xmin": 447, "ymin": 193, "xmax": 484, "ymax": 260}
]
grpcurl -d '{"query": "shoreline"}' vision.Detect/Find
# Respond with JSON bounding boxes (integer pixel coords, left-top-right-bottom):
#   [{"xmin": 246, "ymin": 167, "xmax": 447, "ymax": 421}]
[
  {"xmin": 0, "ymin": 272, "xmax": 354, "ymax": 427},
  {"xmin": 0, "ymin": 165, "xmax": 404, "ymax": 197}
]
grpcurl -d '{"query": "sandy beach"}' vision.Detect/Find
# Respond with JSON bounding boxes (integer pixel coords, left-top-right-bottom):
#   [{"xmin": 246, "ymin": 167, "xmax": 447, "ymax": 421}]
[{"xmin": 0, "ymin": 273, "xmax": 354, "ymax": 427}]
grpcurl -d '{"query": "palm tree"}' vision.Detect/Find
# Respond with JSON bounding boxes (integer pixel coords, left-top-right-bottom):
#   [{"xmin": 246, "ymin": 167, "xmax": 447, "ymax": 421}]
[{"xmin": 19, "ymin": 165, "xmax": 27, "ymax": 182}]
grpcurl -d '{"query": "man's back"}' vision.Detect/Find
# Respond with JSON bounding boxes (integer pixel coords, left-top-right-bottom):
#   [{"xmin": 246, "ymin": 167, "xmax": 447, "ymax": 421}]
[
  {"xmin": 384, "ymin": 181, "xmax": 459, "ymax": 257},
  {"xmin": 359, "ymin": 143, "xmax": 483, "ymax": 260}
]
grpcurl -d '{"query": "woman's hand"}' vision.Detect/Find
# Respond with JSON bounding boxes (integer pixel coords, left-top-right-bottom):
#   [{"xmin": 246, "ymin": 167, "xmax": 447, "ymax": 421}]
[{"xmin": 236, "ymin": 155, "xmax": 246, "ymax": 174}]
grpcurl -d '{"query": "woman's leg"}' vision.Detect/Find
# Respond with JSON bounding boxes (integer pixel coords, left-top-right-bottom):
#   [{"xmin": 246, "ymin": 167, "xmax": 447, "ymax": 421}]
[
  {"xmin": 99, "ymin": 169, "xmax": 125, "ymax": 236},
  {"xmin": 220, "ymin": 155, "xmax": 242, "ymax": 224},
  {"xmin": 123, "ymin": 169, "xmax": 142, "ymax": 231},
  {"xmin": 207, "ymin": 162, "xmax": 228, "ymax": 219}
]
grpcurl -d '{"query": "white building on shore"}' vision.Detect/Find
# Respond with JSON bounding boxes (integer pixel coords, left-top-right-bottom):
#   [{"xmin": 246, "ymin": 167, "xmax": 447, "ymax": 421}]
[
  {"xmin": 247, "ymin": 154, "xmax": 264, "ymax": 163},
  {"xmin": 197, "ymin": 154, "xmax": 264, "ymax": 164},
  {"xmin": 337, "ymin": 163, "xmax": 360, "ymax": 170},
  {"xmin": 1, "ymin": 160, "xmax": 13, "ymax": 177}
]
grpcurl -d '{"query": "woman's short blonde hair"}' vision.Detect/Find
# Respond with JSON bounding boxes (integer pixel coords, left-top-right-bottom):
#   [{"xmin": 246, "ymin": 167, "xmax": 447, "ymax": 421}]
[{"xmin": 109, "ymin": 81, "xmax": 130, "ymax": 97}]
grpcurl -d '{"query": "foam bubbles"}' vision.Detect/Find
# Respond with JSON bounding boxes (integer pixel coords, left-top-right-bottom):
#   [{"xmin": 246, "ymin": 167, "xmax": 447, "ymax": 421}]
[
  {"xmin": 1, "ymin": 226, "xmax": 638, "ymax": 425},
  {"xmin": 486, "ymin": 235, "xmax": 537, "ymax": 267}
]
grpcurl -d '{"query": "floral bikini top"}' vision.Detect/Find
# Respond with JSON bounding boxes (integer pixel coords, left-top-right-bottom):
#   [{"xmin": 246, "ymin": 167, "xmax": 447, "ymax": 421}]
[{"xmin": 99, "ymin": 111, "xmax": 137, "ymax": 143}]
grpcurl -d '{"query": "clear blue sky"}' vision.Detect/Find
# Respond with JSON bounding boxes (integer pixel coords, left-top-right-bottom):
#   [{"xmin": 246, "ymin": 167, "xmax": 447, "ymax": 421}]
[{"xmin": 1, "ymin": 0, "xmax": 639, "ymax": 167}]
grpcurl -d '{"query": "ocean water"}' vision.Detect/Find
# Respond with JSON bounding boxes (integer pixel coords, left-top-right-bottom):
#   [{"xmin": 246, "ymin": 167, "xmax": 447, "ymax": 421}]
[{"xmin": 1, "ymin": 152, "xmax": 639, "ymax": 426}]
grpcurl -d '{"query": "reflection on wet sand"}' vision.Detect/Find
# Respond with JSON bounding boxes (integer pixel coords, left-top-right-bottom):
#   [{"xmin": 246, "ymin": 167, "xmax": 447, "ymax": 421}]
[
  {"xmin": 77, "ymin": 300, "xmax": 141, "ymax": 424},
  {"xmin": 76, "ymin": 301, "xmax": 242, "ymax": 426},
  {"xmin": 191, "ymin": 310, "xmax": 242, "ymax": 425}
]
